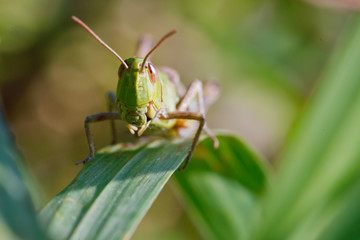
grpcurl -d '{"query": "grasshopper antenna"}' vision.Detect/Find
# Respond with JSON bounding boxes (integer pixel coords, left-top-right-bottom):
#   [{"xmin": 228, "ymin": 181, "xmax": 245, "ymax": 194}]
[
  {"xmin": 72, "ymin": 16, "xmax": 128, "ymax": 69},
  {"xmin": 140, "ymin": 30, "xmax": 177, "ymax": 72}
]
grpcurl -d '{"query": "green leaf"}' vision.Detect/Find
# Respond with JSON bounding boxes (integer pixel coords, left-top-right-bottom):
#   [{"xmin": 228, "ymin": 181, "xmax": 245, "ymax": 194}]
[
  {"xmin": 256, "ymin": 16, "xmax": 360, "ymax": 240},
  {"xmin": 39, "ymin": 137, "xmax": 192, "ymax": 240},
  {"xmin": 174, "ymin": 135, "xmax": 268, "ymax": 240},
  {"xmin": 0, "ymin": 105, "xmax": 45, "ymax": 240}
]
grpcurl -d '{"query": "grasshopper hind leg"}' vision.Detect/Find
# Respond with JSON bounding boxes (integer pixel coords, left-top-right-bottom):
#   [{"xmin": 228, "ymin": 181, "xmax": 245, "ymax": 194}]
[
  {"xmin": 203, "ymin": 80, "xmax": 220, "ymax": 112},
  {"xmin": 177, "ymin": 79, "xmax": 219, "ymax": 149},
  {"xmin": 158, "ymin": 79, "xmax": 219, "ymax": 170},
  {"xmin": 159, "ymin": 67, "xmax": 186, "ymax": 97},
  {"xmin": 136, "ymin": 34, "xmax": 154, "ymax": 58}
]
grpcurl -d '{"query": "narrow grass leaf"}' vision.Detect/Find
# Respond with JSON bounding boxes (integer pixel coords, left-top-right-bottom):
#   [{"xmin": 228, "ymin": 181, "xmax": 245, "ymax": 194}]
[
  {"xmin": 39, "ymin": 137, "xmax": 192, "ymax": 240},
  {"xmin": 174, "ymin": 135, "xmax": 268, "ymax": 240},
  {"xmin": 256, "ymin": 16, "xmax": 360, "ymax": 240},
  {"xmin": 0, "ymin": 105, "xmax": 45, "ymax": 240}
]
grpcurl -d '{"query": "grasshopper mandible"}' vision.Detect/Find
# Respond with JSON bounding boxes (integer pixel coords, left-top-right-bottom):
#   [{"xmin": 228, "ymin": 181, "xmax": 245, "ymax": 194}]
[{"xmin": 72, "ymin": 16, "xmax": 218, "ymax": 170}]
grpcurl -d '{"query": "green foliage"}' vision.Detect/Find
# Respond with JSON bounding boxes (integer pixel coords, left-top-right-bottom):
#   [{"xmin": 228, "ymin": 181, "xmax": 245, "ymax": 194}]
[
  {"xmin": 174, "ymin": 136, "xmax": 267, "ymax": 240},
  {"xmin": 2, "ymin": 2, "xmax": 360, "ymax": 240},
  {"xmin": 37, "ymin": 134, "xmax": 266, "ymax": 240},
  {"xmin": 39, "ymin": 138, "xmax": 192, "ymax": 240},
  {"xmin": 172, "ymin": 16, "xmax": 360, "ymax": 240},
  {"xmin": 255, "ymin": 16, "xmax": 360, "ymax": 240},
  {"xmin": 0, "ymin": 107, "xmax": 45, "ymax": 240}
]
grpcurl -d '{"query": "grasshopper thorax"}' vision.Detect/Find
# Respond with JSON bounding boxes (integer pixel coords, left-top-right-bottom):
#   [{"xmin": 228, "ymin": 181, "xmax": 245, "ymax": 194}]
[{"xmin": 116, "ymin": 57, "xmax": 159, "ymax": 135}]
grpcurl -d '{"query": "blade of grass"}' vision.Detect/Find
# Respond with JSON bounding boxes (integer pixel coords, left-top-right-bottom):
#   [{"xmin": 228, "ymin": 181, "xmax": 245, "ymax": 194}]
[
  {"xmin": 256, "ymin": 16, "xmax": 360, "ymax": 240},
  {"xmin": 174, "ymin": 135, "xmax": 268, "ymax": 240},
  {"xmin": 175, "ymin": 171, "xmax": 258, "ymax": 240},
  {"xmin": 0, "ymin": 104, "xmax": 45, "ymax": 240},
  {"xmin": 39, "ymin": 137, "xmax": 192, "ymax": 240}
]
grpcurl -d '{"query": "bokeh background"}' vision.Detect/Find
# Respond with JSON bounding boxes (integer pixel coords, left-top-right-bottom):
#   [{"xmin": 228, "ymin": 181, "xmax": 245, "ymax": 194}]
[{"xmin": 1, "ymin": 0, "xmax": 358, "ymax": 239}]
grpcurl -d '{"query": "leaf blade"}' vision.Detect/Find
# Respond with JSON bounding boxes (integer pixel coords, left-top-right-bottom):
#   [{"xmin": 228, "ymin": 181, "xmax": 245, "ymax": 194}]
[
  {"xmin": 39, "ymin": 138, "xmax": 192, "ymax": 240},
  {"xmin": 0, "ymin": 105, "xmax": 45, "ymax": 240},
  {"xmin": 174, "ymin": 135, "xmax": 268, "ymax": 240},
  {"xmin": 256, "ymin": 16, "xmax": 360, "ymax": 240}
]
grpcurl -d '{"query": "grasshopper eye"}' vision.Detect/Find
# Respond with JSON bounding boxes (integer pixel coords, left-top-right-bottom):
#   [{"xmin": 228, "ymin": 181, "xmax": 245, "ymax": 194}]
[
  {"xmin": 148, "ymin": 62, "xmax": 158, "ymax": 84},
  {"xmin": 118, "ymin": 64, "xmax": 125, "ymax": 78}
]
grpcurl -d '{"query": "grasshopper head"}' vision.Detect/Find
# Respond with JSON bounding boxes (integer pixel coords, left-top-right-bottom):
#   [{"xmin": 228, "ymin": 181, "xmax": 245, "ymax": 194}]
[
  {"xmin": 116, "ymin": 57, "xmax": 159, "ymax": 135},
  {"xmin": 114, "ymin": 30, "xmax": 176, "ymax": 135}
]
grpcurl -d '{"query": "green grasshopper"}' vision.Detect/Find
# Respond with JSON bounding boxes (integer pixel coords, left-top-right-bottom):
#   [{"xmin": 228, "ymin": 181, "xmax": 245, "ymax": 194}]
[{"xmin": 72, "ymin": 16, "xmax": 218, "ymax": 170}]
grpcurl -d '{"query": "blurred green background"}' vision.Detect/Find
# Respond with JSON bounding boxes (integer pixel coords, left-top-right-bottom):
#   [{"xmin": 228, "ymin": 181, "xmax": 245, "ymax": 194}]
[{"xmin": 0, "ymin": 0, "xmax": 357, "ymax": 239}]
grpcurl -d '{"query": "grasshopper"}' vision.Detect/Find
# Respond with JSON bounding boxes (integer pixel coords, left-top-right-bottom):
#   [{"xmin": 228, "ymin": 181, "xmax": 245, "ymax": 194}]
[{"xmin": 72, "ymin": 16, "xmax": 218, "ymax": 170}]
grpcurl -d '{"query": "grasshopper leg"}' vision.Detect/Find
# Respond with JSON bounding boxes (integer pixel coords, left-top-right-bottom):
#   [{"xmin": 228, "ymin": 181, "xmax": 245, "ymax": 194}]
[
  {"xmin": 203, "ymin": 80, "xmax": 220, "ymax": 112},
  {"xmin": 177, "ymin": 79, "xmax": 219, "ymax": 148},
  {"xmin": 136, "ymin": 34, "xmax": 154, "ymax": 58},
  {"xmin": 78, "ymin": 112, "xmax": 122, "ymax": 165},
  {"xmin": 158, "ymin": 110, "xmax": 205, "ymax": 171},
  {"xmin": 107, "ymin": 91, "xmax": 118, "ymax": 144},
  {"xmin": 159, "ymin": 67, "xmax": 186, "ymax": 97}
]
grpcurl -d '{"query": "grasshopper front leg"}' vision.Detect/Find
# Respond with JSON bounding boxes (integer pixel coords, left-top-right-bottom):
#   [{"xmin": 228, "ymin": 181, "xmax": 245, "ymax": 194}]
[
  {"xmin": 158, "ymin": 110, "xmax": 205, "ymax": 171},
  {"xmin": 78, "ymin": 112, "xmax": 122, "ymax": 165}
]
